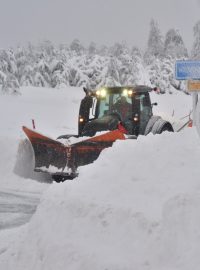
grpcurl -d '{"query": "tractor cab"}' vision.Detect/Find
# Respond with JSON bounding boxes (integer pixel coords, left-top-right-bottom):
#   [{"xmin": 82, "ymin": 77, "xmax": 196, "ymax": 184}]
[{"xmin": 79, "ymin": 86, "xmax": 153, "ymax": 136}]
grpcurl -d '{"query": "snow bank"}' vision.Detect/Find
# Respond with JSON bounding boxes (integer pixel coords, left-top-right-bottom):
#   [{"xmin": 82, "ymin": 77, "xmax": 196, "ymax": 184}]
[
  {"xmin": 150, "ymin": 91, "xmax": 192, "ymax": 131},
  {"xmin": 1, "ymin": 128, "xmax": 200, "ymax": 270},
  {"xmin": 0, "ymin": 136, "xmax": 18, "ymax": 182},
  {"xmin": 0, "ymin": 134, "xmax": 46, "ymax": 189}
]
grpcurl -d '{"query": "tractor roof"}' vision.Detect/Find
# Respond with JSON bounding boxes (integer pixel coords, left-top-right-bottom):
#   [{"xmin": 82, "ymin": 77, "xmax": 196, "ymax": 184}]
[
  {"xmin": 83, "ymin": 85, "xmax": 156, "ymax": 97},
  {"xmin": 93, "ymin": 85, "xmax": 153, "ymax": 94}
]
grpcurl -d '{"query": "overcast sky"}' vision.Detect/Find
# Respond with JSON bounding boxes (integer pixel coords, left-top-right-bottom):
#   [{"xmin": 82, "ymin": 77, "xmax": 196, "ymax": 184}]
[{"xmin": 0, "ymin": 0, "xmax": 200, "ymax": 51}]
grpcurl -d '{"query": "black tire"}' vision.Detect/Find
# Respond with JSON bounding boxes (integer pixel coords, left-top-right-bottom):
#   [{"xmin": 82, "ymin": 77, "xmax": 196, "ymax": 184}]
[
  {"xmin": 152, "ymin": 119, "xmax": 174, "ymax": 134},
  {"xmin": 159, "ymin": 122, "xmax": 174, "ymax": 134},
  {"xmin": 52, "ymin": 174, "xmax": 77, "ymax": 182},
  {"xmin": 144, "ymin": 116, "xmax": 162, "ymax": 135}
]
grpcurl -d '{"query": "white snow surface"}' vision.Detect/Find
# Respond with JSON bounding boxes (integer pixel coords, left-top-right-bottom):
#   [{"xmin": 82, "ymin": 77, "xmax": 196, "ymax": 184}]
[{"xmin": 1, "ymin": 86, "xmax": 200, "ymax": 270}]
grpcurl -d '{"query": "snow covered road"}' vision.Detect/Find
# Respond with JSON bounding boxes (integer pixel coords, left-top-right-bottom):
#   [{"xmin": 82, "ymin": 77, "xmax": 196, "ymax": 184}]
[{"xmin": 0, "ymin": 188, "xmax": 41, "ymax": 230}]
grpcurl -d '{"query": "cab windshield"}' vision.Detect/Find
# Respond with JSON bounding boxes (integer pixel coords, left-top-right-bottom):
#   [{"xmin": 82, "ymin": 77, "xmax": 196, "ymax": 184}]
[{"xmin": 97, "ymin": 93, "xmax": 132, "ymax": 121}]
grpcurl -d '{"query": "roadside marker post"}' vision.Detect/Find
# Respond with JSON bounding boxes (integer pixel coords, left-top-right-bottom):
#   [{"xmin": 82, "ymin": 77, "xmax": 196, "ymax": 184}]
[
  {"xmin": 175, "ymin": 61, "xmax": 200, "ymax": 128},
  {"xmin": 187, "ymin": 81, "xmax": 200, "ymax": 126}
]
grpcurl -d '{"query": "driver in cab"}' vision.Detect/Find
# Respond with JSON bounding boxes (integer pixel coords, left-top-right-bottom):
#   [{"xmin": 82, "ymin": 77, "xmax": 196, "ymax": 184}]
[{"xmin": 112, "ymin": 95, "xmax": 132, "ymax": 121}]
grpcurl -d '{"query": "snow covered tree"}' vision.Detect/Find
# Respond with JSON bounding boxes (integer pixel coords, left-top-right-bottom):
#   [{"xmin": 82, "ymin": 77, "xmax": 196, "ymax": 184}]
[
  {"xmin": 163, "ymin": 29, "xmax": 188, "ymax": 92},
  {"xmin": 191, "ymin": 21, "xmax": 200, "ymax": 59},
  {"xmin": 0, "ymin": 35, "xmax": 190, "ymax": 94},
  {"xmin": 128, "ymin": 46, "xmax": 150, "ymax": 85},
  {"xmin": 70, "ymin": 39, "xmax": 85, "ymax": 56},
  {"xmin": 39, "ymin": 40, "xmax": 56, "ymax": 60},
  {"xmin": 85, "ymin": 55, "xmax": 109, "ymax": 89},
  {"xmin": 88, "ymin": 42, "xmax": 97, "ymax": 55},
  {"xmin": 50, "ymin": 59, "xmax": 70, "ymax": 88},
  {"xmin": 110, "ymin": 42, "xmax": 130, "ymax": 85},
  {"xmin": 20, "ymin": 65, "xmax": 35, "ymax": 86},
  {"xmin": 98, "ymin": 45, "xmax": 108, "ymax": 56},
  {"xmin": 36, "ymin": 57, "xmax": 51, "ymax": 87},
  {"xmin": 0, "ymin": 49, "xmax": 20, "ymax": 94},
  {"xmin": 15, "ymin": 46, "xmax": 35, "ymax": 86},
  {"xmin": 4, "ymin": 74, "xmax": 20, "ymax": 94},
  {"xmin": 0, "ymin": 49, "xmax": 18, "ymax": 75},
  {"xmin": 102, "ymin": 57, "xmax": 120, "ymax": 87},
  {"xmin": 109, "ymin": 42, "xmax": 128, "ymax": 58},
  {"xmin": 164, "ymin": 29, "xmax": 188, "ymax": 59},
  {"xmin": 69, "ymin": 67, "xmax": 88, "ymax": 87},
  {"xmin": 144, "ymin": 19, "xmax": 164, "ymax": 64}
]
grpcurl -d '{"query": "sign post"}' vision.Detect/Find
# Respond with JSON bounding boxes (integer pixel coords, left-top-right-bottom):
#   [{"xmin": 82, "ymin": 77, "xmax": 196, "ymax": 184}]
[
  {"xmin": 175, "ymin": 61, "xmax": 200, "ymax": 127},
  {"xmin": 187, "ymin": 80, "xmax": 200, "ymax": 125}
]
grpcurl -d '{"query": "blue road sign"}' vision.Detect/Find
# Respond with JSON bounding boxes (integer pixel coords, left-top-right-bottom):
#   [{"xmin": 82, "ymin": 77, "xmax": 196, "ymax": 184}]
[{"xmin": 175, "ymin": 60, "xmax": 200, "ymax": 80}]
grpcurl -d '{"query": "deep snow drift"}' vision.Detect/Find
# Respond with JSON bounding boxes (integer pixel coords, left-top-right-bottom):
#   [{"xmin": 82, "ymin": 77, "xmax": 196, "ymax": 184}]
[
  {"xmin": 1, "ymin": 130, "xmax": 200, "ymax": 270},
  {"xmin": 0, "ymin": 86, "xmax": 200, "ymax": 270}
]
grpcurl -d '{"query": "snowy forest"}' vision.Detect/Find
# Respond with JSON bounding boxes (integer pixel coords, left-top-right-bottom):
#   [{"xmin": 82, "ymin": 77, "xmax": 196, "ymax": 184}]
[{"xmin": 1, "ymin": 19, "xmax": 200, "ymax": 95}]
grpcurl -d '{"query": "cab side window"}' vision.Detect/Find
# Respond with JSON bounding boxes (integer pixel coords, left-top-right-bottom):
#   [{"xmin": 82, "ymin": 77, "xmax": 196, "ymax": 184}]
[
  {"xmin": 141, "ymin": 94, "xmax": 152, "ymax": 116},
  {"xmin": 139, "ymin": 93, "xmax": 152, "ymax": 134}
]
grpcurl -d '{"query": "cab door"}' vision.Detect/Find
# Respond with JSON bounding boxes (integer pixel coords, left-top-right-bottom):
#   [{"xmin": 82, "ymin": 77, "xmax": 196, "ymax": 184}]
[
  {"xmin": 78, "ymin": 96, "xmax": 93, "ymax": 135},
  {"xmin": 139, "ymin": 93, "xmax": 152, "ymax": 134}
]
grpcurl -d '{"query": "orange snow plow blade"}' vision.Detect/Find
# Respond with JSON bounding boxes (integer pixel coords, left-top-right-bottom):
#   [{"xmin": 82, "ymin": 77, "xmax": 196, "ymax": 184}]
[{"xmin": 22, "ymin": 126, "xmax": 126, "ymax": 178}]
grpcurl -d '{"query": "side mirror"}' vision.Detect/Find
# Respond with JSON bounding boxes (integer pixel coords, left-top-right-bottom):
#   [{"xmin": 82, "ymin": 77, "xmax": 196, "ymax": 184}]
[
  {"xmin": 83, "ymin": 87, "xmax": 92, "ymax": 96},
  {"xmin": 83, "ymin": 87, "xmax": 88, "ymax": 95},
  {"xmin": 151, "ymin": 102, "xmax": 158, "ymax": 107}
]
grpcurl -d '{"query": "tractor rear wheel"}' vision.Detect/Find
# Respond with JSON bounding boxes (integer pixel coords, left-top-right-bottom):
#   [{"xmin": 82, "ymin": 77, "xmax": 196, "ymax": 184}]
[{"xmin": 152, "ymin": 118, "xmax": 174, "ymax": 134}]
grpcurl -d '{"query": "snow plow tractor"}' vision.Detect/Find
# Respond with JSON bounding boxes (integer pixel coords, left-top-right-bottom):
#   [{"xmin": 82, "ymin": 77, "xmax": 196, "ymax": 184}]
[{"xmin": 21, "ymin": 86, "xmax": 173, "ymax": 181}]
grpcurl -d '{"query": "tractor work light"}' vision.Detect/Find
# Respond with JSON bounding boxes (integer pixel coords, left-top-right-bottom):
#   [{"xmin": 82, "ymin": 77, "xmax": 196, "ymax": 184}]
[
  {"xmin": 100, "ymin": 89, "xmax": 106, "ymax": 97},
  {"xmin": 123, "ymin": 89, "xmax": 128, "ymax": 96},
  {"xmin": 96, "ymin": 89, "xmax": 106, "ymax": 97},
  {"xmin": 96, "ymin": 90, "xmax": 101, "ymax": 96},
  {"xmin": 128, "ymin": 90, "xmax": 133, "ymax": 95},
  {"xmin": 123, "ymin": 89, "xmax": 133, "ymax": 96}
]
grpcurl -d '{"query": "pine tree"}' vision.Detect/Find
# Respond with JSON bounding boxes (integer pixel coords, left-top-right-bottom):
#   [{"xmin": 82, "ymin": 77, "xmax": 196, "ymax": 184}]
[
  {"xmin": 112, "ymin": 42, "xmax": 130, "ymax": 85},
  {"xmin": 164, "ymin": 29, "xmax": 188, "ymax": 59},
  {"xmin": 191, "ymin": 21, "xmax": 200, "ymax": 59},
  {"xmin": 98, "ymin": 45, "xmax": 108, "ymax": 56},
  {"xmin": 88, "ymin": 42, "xmax": 97, "ymax": 55},
  {"xmin": 103, "ymin": 57, "xmax": 120, "ymax": 87},
  {"xmin": 128, "ymin": 46, "xmax": 150, "ymax": 85},
  {"xmin": 70, "ymin": 39, "xmax": 85, "ymax": 56},
  {"xmin": 0, "ymin": 49, "xmax": 20, "ymax": 94},
  {"xmin": 36, "ymin": 57, "xmax": 51, "ymax": 87},
  {"xmin": 144, "ymin": 19, "xmax": 164, "ymax": 64}
]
